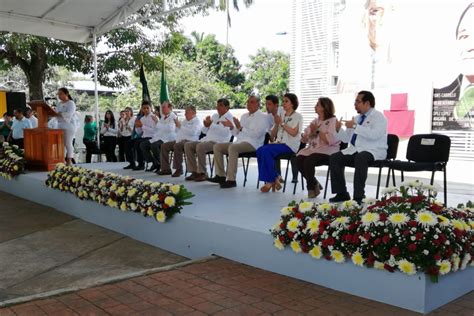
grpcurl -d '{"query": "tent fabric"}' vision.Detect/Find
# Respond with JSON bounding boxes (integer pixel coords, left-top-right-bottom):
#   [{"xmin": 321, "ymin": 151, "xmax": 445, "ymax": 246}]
[{"xmin": 0, "ymin": 0, "xmax": 150, "ymax": 43}]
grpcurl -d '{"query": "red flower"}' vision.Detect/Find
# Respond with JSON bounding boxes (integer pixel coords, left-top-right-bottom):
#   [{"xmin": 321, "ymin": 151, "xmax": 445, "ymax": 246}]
[
  {"xmin": 390, "ymin": 247, "xmax": 401, "ymax": 256},
  {"xmin": 429, "ymin": 203, "xmax": 443, "ymax": 214},
  {"xmin": 408, "ymin": 195, "xmax": 425, "ymax": 204},
  {"xmin": 279, "ymin": 236, "xmax": 285, "ymax": 242},
  {"xmin": 434, "ymin": 253, "xmax": 442, "ymax": 261},
  {"xmin": 329, "ymin": 209, "xmax": 340, "ymax": 217},
  {"xmin": 363, "ymin": 232, "xmax": 371, "ymax": 240},
  {"xmin": 367, "ymin": 253, "xmax": 375, "ymax": 265},
  {"xmin": 280, "ymin": 222, "xmax": 286, "ymax": 229},
  {"xmin": 403, "ymin": 230, "xmax": 410, "ymax": 236},
  {"xmin": 427, "ymin": 266, "xmax": 440, "ymax": 276},
  {"xmin": 351, "ymin": 234, "xmax": 361, "ymax": 245},
  {"xmin": 433, "ymin": 239, "xmax": 441, "ymax": 246},
  {"xmin": 379, "ymin": 213, "xmax": 388, "ymax": 222},
  {"xmin": 382, "ymin": 235, "xmax": 391, "ymax": 244},
  {"xmin": 344, "ymin": 234, "xmax": 353, "ymax": 243},
  {"xmin": 374, "ymin": 238, "xmax": 382, "ymax": 246},
  {"xmin": 408, "ymin": 220, "xmax": 418, "ymax": 227},
  {"xmin": 415, "ymin": 232, "xmax": 424, "ymax": 240},
  {"xmin": 288, "ymin": 232, "xmax": 295, "ymax": 239},
  {"xmin": 348, "ymin": 223, "xmax": 358, "ymax": 231},
  {"xmin": 408, "ymin": 243, "xmax": 417, "ymax": 252},
  {"xmin": 295, "ymin": 212, "xmax": 304, "ymax": 219},
  {"xmin": 384, "ymin": 264, "xmax": 395, "ymax": 272},
  {"xmin": 322, "ymin": 237, "xmax": 335, "ymax": 247}
]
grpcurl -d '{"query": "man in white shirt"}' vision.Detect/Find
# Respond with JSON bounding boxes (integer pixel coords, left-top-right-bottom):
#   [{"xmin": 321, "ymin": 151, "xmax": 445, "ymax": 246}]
[
  {"xmin": 158, "ymin": 105, "xmax": 202, "ymax": 177},
  {"xmin": 9, "ymin": 108, "xmax": 32, "ymax": 149},
  {"xmin": 210, "ymin": 95, "xmax": 269, "ymax": 188},
  {"xmin": 140, "ymin": 101, "xmax": 177, "ymax": 171},
  {"xmin": 25, "ymin": 108, "xmax": 38, "ymax": 128},
  {"xmin": 132, "ymin": 101, "xmax": 157, "ymax": 170},
  {"xmin": 329, "ymin": 91, "xmax": 388, "ymax": 204},
  {"xmin": 265, "ymin": 94, "xmax": 283, "ymax": 132},
  {"xmin": 184, "ymin": 98, "xmax": 233, "ymax": 182}
]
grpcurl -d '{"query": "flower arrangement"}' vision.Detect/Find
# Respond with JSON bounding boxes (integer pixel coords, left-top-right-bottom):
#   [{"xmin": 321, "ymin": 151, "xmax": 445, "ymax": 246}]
[
  {"xmin": 271, "ymin": 181, "xmax": 474, "ymax": 282},
  {"xmin": 45, "ymin": 164, "xmax": 194, "ymax": 222},
  {"xmin": 0, "ymin": 142, "xmax": 26, "ymax": 179}
]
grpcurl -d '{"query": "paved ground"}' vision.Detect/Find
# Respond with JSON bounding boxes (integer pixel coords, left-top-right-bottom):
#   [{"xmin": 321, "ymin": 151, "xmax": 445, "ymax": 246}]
[
  {"xmin": 0, "ymin": 191, "xmax": 187, "ymax": 304},
  {"xmin": 0, "ymin": 257, "xmax": 473, "ymax": 316}
]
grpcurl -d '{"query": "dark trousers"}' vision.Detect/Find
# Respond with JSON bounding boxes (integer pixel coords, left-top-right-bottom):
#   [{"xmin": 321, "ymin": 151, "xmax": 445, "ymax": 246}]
[
  {"xmin": 117, "ymin": 136, "xmax": 126, "ymax": 162},
  {"xmin": 139, "ymin": 139, "xmax": 162, "ymax": 165},
  {"xmin": 296, "ymin": 153, "xmax": 329, "ymax": 190},
  {"xmin": 133, "ymin": 137, "xmax": 150, "ymax": 166},
  {"xmin": 11, "ymin": 138, "xmax": 24, "ymax": 149},
  {"xmin": 329, "ymin": 151, "xmax": 374, "ymax": 199},
  {"xmin": 121, "ymin": 136, "xmax": 132, "ymax": 164},
  {"xmin": 103, "ymin": 136, "xmax": 117, "ymax": 162},
  {"xmin": 83, "ymin": 138, "xmax": 99, "ymax": 163}
]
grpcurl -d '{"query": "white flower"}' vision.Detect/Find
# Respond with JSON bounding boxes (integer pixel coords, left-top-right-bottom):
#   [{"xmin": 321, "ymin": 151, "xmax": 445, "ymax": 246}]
[
  {"xmin": 273, "ymin": 221, "xmax": 282, "ymax": 232},
  {"xmin": 330, "ymin": 216, "xmax": 349, "ymax": 228},
  {"xmin": 280, "ymin": 206, "xmax": 293, "ymax": 216},
  {"xmin": 331, "ymin": 250, "xmax": 345, "ymax": 263},
  {"xmin": 317, "ymin": 203, "xmax": 332, "ymax": 213},
  {"xmin": 438, "ymin": 260, "xmax": 451, "ymax": 275},
  {"xmin": 286, "ymin": 218, "xmax": 301, "ymax": 232},
  {"xmin": 398, "ymin": 259, "xmax": 416, "ymax": 275},
  {"xmin": 382, "ymin": 186, "xmax": 397, "ymax": 195},
  {"xmin": 423, "ymin": 250, "xmax": 429, "ymax": 256},
  {"xmin": 388, "ymin": 213, "xmax": 409, "ymax": 227},
  {"xmin": 171, "ymin": 185, "xmax": 181, "ymax": 194},
  {"xmin": 461, "ymin": 253, "xmax": 471, "ymax": 270},
  {"xmin": 374, "ymin": 261, "xmax": 385, "ymax": 270},
  {"xmin": 164, "ymin": 196, "xmax": 175, "ymax": 207},
  {"xmin": 274, "ymin": 238, "xmax": 284, "ymax": 250},
  {"xmin": 351, "ymin": 251, "xmax": 364, "ymax": 267},
  {"xmin": 305, "ymin": 218, "xmax": 320, "ymax": 234},
  {"xmin": 361, "ymin": 212, "xmax": 379, "ymax": 226},
  {"xmin": 155, "ymin": 211, "xmax": 166, "ymax": 223},
  {"xmin": 452, "ymin": 255, "xmax": 460, "ymax": 272},
  {"xmin": 416, "ymin": 211, "xmax": 437, "ymax": 227}
]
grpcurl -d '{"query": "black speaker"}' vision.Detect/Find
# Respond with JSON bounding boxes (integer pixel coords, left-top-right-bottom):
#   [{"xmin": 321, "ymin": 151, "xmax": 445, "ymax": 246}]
[{"xmin": 6, "ymin": 92, "xmax": 27, "ymax": 115}]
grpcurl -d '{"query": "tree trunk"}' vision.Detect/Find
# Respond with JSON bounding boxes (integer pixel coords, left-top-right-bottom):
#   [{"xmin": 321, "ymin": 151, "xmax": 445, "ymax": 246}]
[{"xmin": 23, "ymin": 42, "xmax": 47, "ymax": 101}]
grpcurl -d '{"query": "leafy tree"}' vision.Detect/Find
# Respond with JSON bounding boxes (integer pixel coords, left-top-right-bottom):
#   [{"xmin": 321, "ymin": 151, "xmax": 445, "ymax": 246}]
[{"xmin": 245, "ymin": 48, "xmax": 289, "ymax": 99}]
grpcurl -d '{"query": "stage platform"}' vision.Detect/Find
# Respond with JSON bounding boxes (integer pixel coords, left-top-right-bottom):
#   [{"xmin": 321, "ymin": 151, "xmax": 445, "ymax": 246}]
[{"xmin": 0, "ymin": 162, "xmax": 472, "ymax": 313}]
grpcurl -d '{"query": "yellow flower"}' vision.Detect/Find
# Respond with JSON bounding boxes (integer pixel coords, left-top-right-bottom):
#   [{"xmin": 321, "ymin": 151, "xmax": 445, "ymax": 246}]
[
  {"xmin": 127, "ymin": 188, "xmax": 137, "ymax": 197},
  {"xmin": 274, "ymin": 239, "xmax": 284, "ymax": 250},
  {"xmin": 416, "ymin": 211, "xmax": 437, "ymax": 227},
  {"xmin": 351, "ymin": 251, "xmax": 364, "ymax": 267},
  {"xmin": 99, "ymin": 180, "xmax": 106, "ymax": 188},
  {"xmin": 147, "ymin": 208, "xmax": 154, "ymax": 217},
  {"xmin": 469, "ymin": 221, "xmax": 474, "ymax": 230},
  {"xmin": 142, "ymin": 192, "xmax": 148, "ymax": 199},
  {"xmin": 398, "ymin": 259, "xmax": 416, "ymax": 275},
  {"xmin": 437, "ymin": 215, "xmax": 450, "ymax": 227},
  {"xmin": 374, "ymin": 261, "xmax": 385, "ymax": 270},
  {"xmin": 13, "ymin": 165, "xmax": 19, "ymax": 171},
  {"xmin": 361, "ymin": 212, "xmax": 380, "ymax": 226},
  {"xmin": 110, "ymin": 184, "xmax": 117, "ymax": 191},
  {"xmin": 130, "ymin": 203, "xmax": 137, "ymax": 211},
  {"xmin": 117, "ymin": 187, "xmax": 126, "ymax": 195},
  {"xmin": 438, "ymin": 260, "xmax": 451, "ymax": 275},
  {"xmin": 280, "ymin": 206, "xmax": 293, "ymax": 215},
  {"xmin": 150, "ymin": 194, "xmax": 159, "ymax": 203},
  {"xmin": 330, "ymin": 216, "xmax": 349, "ymax": 228},
  {"xmin": 120, "ymin": 202, "xmax": 127, "ymax": 211},
  {"xmin": 342, "ymin": 200, "xmax": 358, "ymax": 208},
  {"xmin": 171, "ymin": 185, "xmax": 181, "ymax": 195},
  {"xmin": 317, "ymin": 203, "xmax": 331, "ymax": 213},
  {"xmin": 306, "ymin": 218, "xmax": 320, "ymax": 234},
  {"xmin": 309, "ymin": 246, "xmax": 322, "ymax": 259},
  {"xmin": 331, "ymin": 250, "xmax": 345, "ymax": 263},
  {"xmin": 290, "ymin": 241, "xmax": 301, "ymax": 253},
  {"xmin": 286, "ymin": 218, "xmax": 301, "ymax": 232},
  {"xmin": 388, "ymin": 213, "xmax": 409, "ymax": 227},
  {"xmin": 155, "ymin": 211, "xmax": 166, "ymax": 223},
  {"xmin": 451, "ymin": 220, "xmax": 465, "ymax": 231},
  {"xmin": 165, "ymin": 196, "xmax": 176, "ymax": 207},
  {"xmin": 107, "ymin": 198, "xmax": 118, "ymax": 208},
  {"xmin": 299, "ymin": 201, "xmax": 313, "ymax": 213}
]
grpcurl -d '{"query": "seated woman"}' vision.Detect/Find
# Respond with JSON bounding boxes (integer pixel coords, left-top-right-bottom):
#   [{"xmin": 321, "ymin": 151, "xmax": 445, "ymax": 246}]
[
  {"xmin": 257, "ymin": 93, "xmax": 303, "ymax": 192},
  {"xmin": 296, "ymin": 97, "xmax": 340, "ymax": 198}
]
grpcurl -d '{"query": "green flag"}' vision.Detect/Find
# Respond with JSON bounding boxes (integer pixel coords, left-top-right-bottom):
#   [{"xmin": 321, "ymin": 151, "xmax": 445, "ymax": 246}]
[
  {"xmin": 139, "ymin": 63, "xmax": 150, "ymax": 103},
  {"xmin": 159, "ymin": 59, "xmax": 170, "ymax": 104}
]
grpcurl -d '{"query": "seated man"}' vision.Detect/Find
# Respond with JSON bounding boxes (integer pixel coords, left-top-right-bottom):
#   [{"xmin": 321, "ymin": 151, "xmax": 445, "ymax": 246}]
[
  {"xmin": 210, "ymin": 95, "xmax": 269, "ymax": 188},
  {"xmin": 184, "ymin": 98, "xmax": 233, "ymax": 181},
  {"xmin": 158, "ymin": 105, "xmax": 202, "ymax": 177},
  {"xmin": 132, "ymin": 101, "xmax": 157, "ymax": 170},
  {"xmin": 329, "ymin": 90, "xmax": 387, "ymax": 204},
  {"xmin": 9, "ymin": 108, "xmax": 32, "ymax": 149},
  {"xmin": 140, "ymin": 101, "xmax": 176, "ymax": 171}
]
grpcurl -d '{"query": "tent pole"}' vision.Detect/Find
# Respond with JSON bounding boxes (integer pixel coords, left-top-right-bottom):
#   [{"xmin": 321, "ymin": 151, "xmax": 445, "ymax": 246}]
[{"xmin": 93, "ymin": 31, "xmax": 100, "ymax": 147}]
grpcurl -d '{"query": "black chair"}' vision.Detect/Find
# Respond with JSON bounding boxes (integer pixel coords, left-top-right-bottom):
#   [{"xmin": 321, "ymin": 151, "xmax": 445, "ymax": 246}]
[
  {"xmin": 206, "ymin": 135, "xmax": 234, "ymax": 177},
  {"xmin": 320, "ymin": 134, "xmax": 399, "ymax": 199},
  {"xmin": 239, "ymin": 133, "xmax": 271, "ymax": 187},
  {"xmin": 388, "ymin": 133, "xmax": 450, "ymax": 205}
]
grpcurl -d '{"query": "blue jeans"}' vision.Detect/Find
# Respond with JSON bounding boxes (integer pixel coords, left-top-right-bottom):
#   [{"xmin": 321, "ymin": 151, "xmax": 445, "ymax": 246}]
[{"xmin": 256, "ymin": 144, "xmax": 294, "ymax": 182}]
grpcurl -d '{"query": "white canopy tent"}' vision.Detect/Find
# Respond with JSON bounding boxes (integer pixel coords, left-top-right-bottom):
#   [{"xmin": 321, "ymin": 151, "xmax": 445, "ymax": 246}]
[{"xmin": 0, "ymin": 0, "xmax": 206, "ymax": 132}]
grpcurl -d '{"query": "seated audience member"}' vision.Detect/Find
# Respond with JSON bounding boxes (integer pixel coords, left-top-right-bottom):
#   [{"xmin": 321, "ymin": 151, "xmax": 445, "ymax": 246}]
[
  {"xmin": 100, "ymin": 110, "xmax": 118, "ymax": 162},
  {"xmin": 296, "ymin": 97, "xmax": 340, "ymax": 198},
  {"xmin": 210, "ymin": 95, "xmax": 268, "ymax": 188},
  {"xmin": 0, "ymin": 112, "xmax": 13, "ymax": 143},
  {"xmin": 158, "ymin": 105, "xmax": 202, "ymax": 177},
  {"xmin": 124, "ymin": 106, "xmax": 142, "ymax": 169},
  {"xmin": 265, "ymin": 94, "xmax": 284, "ymax": 129},
  {"xmin": 257, "ymin": 93, "xmax": 303, "ymax": 192},
  {"xmin": 329, "ymin": 90, "xmax": 387, "ymax": 204},
  {"xmin": 140, "ymin": 101, "xmax": 177, "ymax": 172},
  {"xmin": 83, "ymin": 115, "xmax": 98, "ymax": 163},
  {"xmin": 9, "ymin": 108, "xmax": 32, "ymax": 149},
  {"xmin": 184, "ymin": 98, "xmax": 233, "ymax": 181},
  {"xmin": 25, "ymin": 107, "xmax": 38, "ymax": 128},
  {"xmin": 132, "ymin": 102, "xmax": 157, "ymax": 170}
]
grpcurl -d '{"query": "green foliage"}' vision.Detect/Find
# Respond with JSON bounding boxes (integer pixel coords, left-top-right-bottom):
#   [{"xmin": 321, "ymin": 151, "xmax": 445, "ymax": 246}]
[{"xmin": 245, "ymin": 48, "xmax": 289, "ymax": 98}]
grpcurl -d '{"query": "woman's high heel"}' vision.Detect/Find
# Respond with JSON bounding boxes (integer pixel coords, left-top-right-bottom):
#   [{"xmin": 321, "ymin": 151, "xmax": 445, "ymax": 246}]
[
  {"xmin": 260, "ymin": 183, "xmax": 274, "ymax": 193},
  {"xmin": 274, "ymin": 180, "xmax": 282, "ymax": 191}
]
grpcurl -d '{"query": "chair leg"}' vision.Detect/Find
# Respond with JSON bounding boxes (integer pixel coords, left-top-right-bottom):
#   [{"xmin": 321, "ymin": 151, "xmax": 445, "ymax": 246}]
[
  {"xmin": 401, "ymin": 171, "xmax": 404, "ymax": 183},
  {"xmin": 376, "ymin": 167, "xmax": 382, "ymax": 199},
  {"xmin": 242, "ymin": 157, "xmax": 250, "ymax": 187},
  {"xmin": 323, "ymin": 167, "xmax": 330, "ymax": 199},
  {"xmin": 392, "ymin": 168, "xmax": 396, "ymax": 186},
  {"xmin": 207, "ymin": 154, "xmax": 214, "ymax": 177},
  {"xmin": 385, "ymin": 168, "xmax": 391, "ymax": 187},
  {"xmin": 292, "ymin": 172, "xmax": 299, "ymax": 195},
  {"xmin": 430, "ymin": 171, "xmax": 435, "ymax": 185},
  {"xmin": 443, "ymin": 166, "xmax": 447, "ymax": 206},
  {"xmin": 282, "ymin": 159, "xmax": 290, "ymax": 193}
]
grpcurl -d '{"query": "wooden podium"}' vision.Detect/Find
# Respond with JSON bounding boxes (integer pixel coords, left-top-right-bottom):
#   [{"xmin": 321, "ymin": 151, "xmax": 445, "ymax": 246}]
[{"xmin": 24, "ymin": 101, "xmax": 64, "ymax": 171}]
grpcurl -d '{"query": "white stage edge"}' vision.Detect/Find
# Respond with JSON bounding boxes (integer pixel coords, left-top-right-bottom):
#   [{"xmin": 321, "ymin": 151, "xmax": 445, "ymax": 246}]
[{"xmin": 1, "ymin": 164, "xmax": 472, "ymax": 313}]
